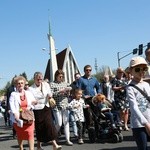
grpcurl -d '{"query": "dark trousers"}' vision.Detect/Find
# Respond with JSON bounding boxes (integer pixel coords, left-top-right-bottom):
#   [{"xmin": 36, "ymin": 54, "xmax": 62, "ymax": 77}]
[
  {"xmin": 132, "ymin": 127, "xmax": 150, "ymax": 150},
  {"xmin": 104, "ymin": 112, "xmax": 115, "ymax": 124},
  {"xmin": 76, "ymin": 121, "xmax": 83, "ymax": 139}
]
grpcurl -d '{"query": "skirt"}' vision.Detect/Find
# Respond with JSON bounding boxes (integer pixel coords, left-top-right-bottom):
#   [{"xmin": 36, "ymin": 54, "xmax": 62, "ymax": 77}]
[
  {"xmin": 14, "ymin": 122, "xmax": 34, "ymax": 140},
  {"xmin": 34, "ymin": 106, "xmax": 58, "ymax": 142}
]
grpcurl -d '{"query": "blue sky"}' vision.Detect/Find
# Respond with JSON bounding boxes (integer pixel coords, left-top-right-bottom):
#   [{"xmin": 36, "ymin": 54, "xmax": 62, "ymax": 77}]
[{"xmin": 0, "ymin": 0, "xmax": 150, "ymax": 89}]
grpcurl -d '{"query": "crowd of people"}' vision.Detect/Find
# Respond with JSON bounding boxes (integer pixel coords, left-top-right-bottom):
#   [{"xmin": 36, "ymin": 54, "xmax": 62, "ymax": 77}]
[{"xmin": 1, "ymin": 48, "xmax": 150, "ymax": 150}]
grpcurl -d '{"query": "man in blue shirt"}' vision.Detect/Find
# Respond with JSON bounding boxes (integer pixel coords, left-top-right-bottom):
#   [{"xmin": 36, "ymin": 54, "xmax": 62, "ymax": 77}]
[
  {"xmin": 76, "ymin": 65, "xmax": 101, "ymax": 98},
  {"xmin": 76, "ymin": 65, "xmax": 101, "ymax": 137}
]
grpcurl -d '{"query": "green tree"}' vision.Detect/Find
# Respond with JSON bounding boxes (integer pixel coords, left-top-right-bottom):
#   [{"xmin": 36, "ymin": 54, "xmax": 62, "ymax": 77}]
[{"xmin": 20, "ymin": 72, "xmax": 28, "ymax": 80}]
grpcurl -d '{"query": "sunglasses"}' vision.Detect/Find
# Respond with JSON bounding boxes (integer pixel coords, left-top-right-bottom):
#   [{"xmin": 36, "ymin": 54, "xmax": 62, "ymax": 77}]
[
  {"xmin": 37, "ymin": 78, "xmax": 42, "ymax": 81},
  {"xmin": 25, "ymin": 84, "xmax": 29, "ymax": 86},
  {"xmin": 85, "ymin": 69, "xmax": 92, "ymax": 72},
  {"xmin": 134, "ymin": 67, "xmax": 148, "ymax": 73}
]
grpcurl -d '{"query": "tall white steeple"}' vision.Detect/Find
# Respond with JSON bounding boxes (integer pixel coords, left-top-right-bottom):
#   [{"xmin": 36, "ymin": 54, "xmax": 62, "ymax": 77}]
[{"xmin": 47, "ymin": 21, "xmax": 58, "ymax": 82}]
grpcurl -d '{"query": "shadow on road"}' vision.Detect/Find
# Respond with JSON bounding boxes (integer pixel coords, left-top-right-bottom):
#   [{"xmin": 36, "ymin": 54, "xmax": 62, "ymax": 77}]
[{"xmin": 102, "ymin": 147, "xmax": 137, "ymax": 150}]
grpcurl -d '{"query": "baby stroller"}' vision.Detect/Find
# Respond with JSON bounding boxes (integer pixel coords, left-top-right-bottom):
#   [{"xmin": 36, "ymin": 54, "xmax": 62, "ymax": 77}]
[{"xmin": 87, "ymin": 97, "xmax": 123, "ymax": 143}]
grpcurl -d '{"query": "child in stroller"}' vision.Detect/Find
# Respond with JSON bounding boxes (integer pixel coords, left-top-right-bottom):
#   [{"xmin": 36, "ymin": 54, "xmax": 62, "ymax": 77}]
[
  {"xmin": 88, "ymin": 94, "xmax": 123, "ymax": 143},
  {"xmin": 94, "ymin": 94, "xmax": 122, "ymax": 128}
]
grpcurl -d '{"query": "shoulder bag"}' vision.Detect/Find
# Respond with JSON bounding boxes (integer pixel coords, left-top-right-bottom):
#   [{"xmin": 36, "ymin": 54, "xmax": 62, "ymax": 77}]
[{"xmin": 129, "ymin": 84, "xmax": 150, "ymax": 102}]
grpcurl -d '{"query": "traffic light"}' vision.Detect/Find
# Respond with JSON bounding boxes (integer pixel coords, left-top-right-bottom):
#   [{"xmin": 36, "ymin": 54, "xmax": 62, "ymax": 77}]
[
  {"xmin": 133, "ymin": 48, "xmax": 138, "ymax": 55},
  {"xmin": 147, "ymin": 42, "xmax": 150, "ymax": 49},
  {"xmin": 138, "ymin": 44, "xmax": 143, "ymax": 55}
]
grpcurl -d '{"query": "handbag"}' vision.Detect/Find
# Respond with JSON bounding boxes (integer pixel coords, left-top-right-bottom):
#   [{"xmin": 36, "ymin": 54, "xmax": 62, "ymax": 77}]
[
  {"xmin": 48, "ymin": 98, "xmax": 56, "ymax": 108},
  {"xmin": 20, "ymin": 109, "xmax": 34, "ymax": 124},
  {"xmin": 129, "ymin": 84, "xmax": 150, "ymax": 102}
]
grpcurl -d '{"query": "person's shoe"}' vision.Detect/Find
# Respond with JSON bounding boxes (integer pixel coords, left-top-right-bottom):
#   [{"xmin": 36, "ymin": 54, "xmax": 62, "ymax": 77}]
[
  {"xmin": 112, "ymin": 124, "xmax": 117, "ymax": 129},
  {"xmin": 118, "ymin": 122, "xmax": 124, "ymax": 126},
  {"xmin": 53, "ymin": 145, "xmax": 62, "ymax": 150},
  {"xmin": 66, "ymin": 141, "xmax": 73, "ymax": 146},
  {"xmin": 124, "ymin": 126, "xmax": 130, "ymax": 131},
  {"xmin": 78, "ymin": 138, "xmax": 84, "ymax": 144},
  {"xmin": 37, "ymin": 147, "xmax": 44, "ymax": 150}
]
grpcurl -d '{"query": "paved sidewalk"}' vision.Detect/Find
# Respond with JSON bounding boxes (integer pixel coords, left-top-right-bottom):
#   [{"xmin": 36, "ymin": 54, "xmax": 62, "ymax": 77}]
[{"xmin": 0, "ymin": 116, "xmax": 149, "ymax": 150}]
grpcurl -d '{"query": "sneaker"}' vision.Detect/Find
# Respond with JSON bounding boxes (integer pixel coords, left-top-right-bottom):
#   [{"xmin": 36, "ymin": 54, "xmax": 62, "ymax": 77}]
[
  {"xmin": 66, "ymin": 141, "xmax": 73, "ymax": 146},
  {"xmin": 118, "ymin": 122, "xmax": 124, "ymax": 126},
  {"xmin": 112, "ymin": 124, "xmax": 117, "ymax": 129},
  {"xmin": 78, "ymin": 139, "xmax": 84, "ymax": 144}
]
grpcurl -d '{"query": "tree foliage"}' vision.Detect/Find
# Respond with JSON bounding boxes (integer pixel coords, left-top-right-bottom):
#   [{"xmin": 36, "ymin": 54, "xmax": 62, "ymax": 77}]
[
  {"xmin": 94, "ymin": 65, "xmax": 116, "ymax": 83},
  {"xmin": 0, "ymin": 72, "xmax": 29, "ymax": 97}
]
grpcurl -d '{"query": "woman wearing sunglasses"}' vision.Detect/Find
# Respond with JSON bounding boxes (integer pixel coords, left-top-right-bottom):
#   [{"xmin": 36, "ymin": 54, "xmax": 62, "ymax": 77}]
[{"xmin": 126, "ymin": 56, "xmax": 150, "ymax": 150}]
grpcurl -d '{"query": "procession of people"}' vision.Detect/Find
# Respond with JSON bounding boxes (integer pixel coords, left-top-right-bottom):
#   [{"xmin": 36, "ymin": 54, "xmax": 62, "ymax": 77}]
[{"xmin": 1, "ymin": 48, "xmax": 150, "ymax": 150}]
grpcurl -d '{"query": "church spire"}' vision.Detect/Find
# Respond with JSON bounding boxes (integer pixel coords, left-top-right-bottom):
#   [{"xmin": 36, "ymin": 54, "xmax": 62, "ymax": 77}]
[
  {"xmin": 48, "ymin": 21, "xmax": 52, "ymax": 37},
  {"xmin": 47, "ymin": 19, "xmax": 58, "ymax": 82}
]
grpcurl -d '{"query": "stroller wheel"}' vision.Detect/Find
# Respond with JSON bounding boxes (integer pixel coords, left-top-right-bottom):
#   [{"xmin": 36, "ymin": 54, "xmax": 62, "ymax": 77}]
[
  {"xmin": 111, "ymin": 133, "xmax": 119, "ymax": 143},
  {"xmin": 118, "ymin": 133, "xmax": 123, "ymax": 142},
  {"xmin": 88, "ymin": 127, "xmax": 96, "ymax": 143}
]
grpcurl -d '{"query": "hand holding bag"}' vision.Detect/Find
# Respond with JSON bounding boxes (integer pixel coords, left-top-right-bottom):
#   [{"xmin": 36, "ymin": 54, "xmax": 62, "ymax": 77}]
[
  {"xmin": 48, "ymin": 98, "xmax": 56, "ymax": 108},
  {"xmin": 20, "ymin": 109, "xmax": 34, "ymax": 124}
]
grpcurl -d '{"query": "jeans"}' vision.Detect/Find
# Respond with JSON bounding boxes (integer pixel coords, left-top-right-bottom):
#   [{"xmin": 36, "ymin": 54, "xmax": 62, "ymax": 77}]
[
  {"xmin": 132, "ymin": 127, "xmax": 150, "ymax": 150},
  {"xmin": 104, "ymin": 111, "xmax": 115, "ymax": 124},
  {"xmin": 69, "ymin": 111, "xmax": 78, "ymax": 136}
]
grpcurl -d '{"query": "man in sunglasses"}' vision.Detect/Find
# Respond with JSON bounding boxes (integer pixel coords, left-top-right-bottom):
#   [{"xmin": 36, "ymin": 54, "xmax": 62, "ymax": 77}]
[
  {"xmin": 76, "ymin": 65, "xmax": 101, "ymax": 138},
  {"xmin": 76, "ymin": 65, "xmax": 101, "ymax": 99}
]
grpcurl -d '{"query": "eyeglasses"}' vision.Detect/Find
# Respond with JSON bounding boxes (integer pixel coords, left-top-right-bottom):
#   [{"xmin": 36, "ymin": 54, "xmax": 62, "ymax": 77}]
[
  {"xmin": 134, "ymin": 67, "xmax": 148, "ymax": 73},
  {"xmin": 85, "ymin": 69, "xmax": 92, "ymax": 72},
  {"xmin": 17, "ymin": 82, "xmax": 24, "ymax": 85},
  {"xmin": 25, "ymin": 84, "xmax": 29, "ymax": 86}
]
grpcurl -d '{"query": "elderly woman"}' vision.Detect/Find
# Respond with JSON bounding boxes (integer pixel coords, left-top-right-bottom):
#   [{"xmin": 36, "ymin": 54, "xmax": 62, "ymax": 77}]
[
  {"xmin": 50, "ymin": 69, "xmax": 73, "ymax": 146},
  {"xmin": 9, "ymin": 76, "xmax": 36, "ymax": 150},
  {"xmin": 29, "ymin": 72, "xmax": 61, "ymax": 150}
]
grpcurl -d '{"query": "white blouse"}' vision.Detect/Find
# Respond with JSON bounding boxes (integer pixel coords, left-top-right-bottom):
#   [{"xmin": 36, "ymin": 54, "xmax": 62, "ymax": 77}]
[{"xmin": 29, "ymin": 81, "xmax": 52, "ymax": 110}]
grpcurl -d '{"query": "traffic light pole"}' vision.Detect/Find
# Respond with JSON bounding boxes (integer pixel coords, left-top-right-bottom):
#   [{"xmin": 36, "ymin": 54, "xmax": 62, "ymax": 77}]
[
  {"xmin": 117, "ymin": 51, "xmax": 133, "ymax": 67},
  {"xmin": 117, "ymin": 42, "xmax": 150, "ymax": 67}
]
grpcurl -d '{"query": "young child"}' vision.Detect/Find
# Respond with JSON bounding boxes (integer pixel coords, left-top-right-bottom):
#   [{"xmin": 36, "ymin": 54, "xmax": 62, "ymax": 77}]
[
  {"xmin": 68, "ymin": 89, "xmax": 89, "ymax": 144},
  {"xmin": 93, "ymin": 94, "xmax": 120, "ymax": 129},
  {"xmin": 126, "ymin": 56, "xmax": 150, "ymax": 150}
]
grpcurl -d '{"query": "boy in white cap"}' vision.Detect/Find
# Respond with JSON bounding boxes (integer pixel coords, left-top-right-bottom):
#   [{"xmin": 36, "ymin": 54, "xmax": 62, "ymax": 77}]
[{"xmin": 126, "ymin": 56, "xmax": 150, "ymax": 150}]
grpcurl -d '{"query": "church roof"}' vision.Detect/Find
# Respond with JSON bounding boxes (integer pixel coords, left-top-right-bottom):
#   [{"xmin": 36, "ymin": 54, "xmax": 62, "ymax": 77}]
[{"xmin": 44, "ymin": 48, "xmax": 67, "ymax": 81}]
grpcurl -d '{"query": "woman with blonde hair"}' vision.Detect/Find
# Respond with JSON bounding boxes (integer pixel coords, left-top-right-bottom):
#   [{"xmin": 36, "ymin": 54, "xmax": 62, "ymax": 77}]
[{"xmin": 9, "ymin": 76, "xmax": 36, "ymax": 150}]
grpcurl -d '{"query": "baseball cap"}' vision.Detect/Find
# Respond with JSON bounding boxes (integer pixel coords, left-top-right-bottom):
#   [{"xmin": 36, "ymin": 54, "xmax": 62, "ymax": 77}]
[{"xmin": 129, "ymin": 56, "xmax": 148, "ymax": 68}]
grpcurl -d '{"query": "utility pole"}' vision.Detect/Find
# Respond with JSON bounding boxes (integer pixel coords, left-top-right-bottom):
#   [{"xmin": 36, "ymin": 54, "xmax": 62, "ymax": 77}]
[{"xmin": 95, "ymin": 58, "xmax": 98, "ymax": 73}]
